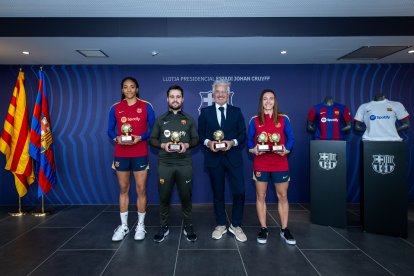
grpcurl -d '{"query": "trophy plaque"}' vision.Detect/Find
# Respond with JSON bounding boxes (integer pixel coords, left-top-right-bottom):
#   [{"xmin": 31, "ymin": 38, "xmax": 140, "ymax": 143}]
[
  {"xmin": 257, "ymin": 132, "xmax": 270, "ymax": 151},
  {"xmin": 169, "ymin": 131, "xmax": 182, "ymax": 151},
  {"xmin": 213, "ymin": 130, "xmax": 226, "ymax": 150},
  {"xmin": 120, "ymin": 123, "xmax": 133, "ymax": 143},
  {"xmin": 269, "ymin": 133, "xmax": 283, "ymax": 152}
]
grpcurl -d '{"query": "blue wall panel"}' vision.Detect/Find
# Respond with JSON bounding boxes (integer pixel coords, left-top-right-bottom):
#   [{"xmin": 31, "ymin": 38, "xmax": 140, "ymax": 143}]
[{"xmin": 0, "ymin": 64, "xmax": 413, "ymax": 205}]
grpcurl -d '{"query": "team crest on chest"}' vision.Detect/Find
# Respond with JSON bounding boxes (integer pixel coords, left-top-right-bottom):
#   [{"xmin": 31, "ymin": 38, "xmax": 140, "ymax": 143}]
[
  {"xmin": 164, "ymin": 130, "xmax": 171, "ymax": 137},
  {"xmin": 137, "ymin": 108, "xmax": 142, "ymax": 113},
  {"xmin": 121, "ymin": 117, "xmax": 127, "ymax": 123},
  {"xmin": 181, "ymin": 120, "xmax": 187, "ymax": 125},
  {"xmin": 334, "ymin": 110, "xmax": 340, "ymax": 115}
]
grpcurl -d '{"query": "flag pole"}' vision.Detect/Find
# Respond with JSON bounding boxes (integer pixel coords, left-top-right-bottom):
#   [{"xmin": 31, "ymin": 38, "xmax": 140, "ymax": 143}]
[
  {"xmin": 32, "ymin": 195, "xmax": 49, "ymax": 217},
  {"xmin": 8, "ymin": 197, "xmax": 26, "ymax": 216}
]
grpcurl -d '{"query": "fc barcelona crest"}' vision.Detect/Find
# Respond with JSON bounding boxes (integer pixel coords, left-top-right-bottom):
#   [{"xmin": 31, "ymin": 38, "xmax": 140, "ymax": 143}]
[
  {"xmin": 318, "ymin": 153, "xmax": 337, "ymax": 170},
  {"xmin": 372, "ymin": 155, "xmax": 395, "ymax": 174},
  {"xmin": 198, "ymin": 90, "xmax": 234, "ymax": 114}
]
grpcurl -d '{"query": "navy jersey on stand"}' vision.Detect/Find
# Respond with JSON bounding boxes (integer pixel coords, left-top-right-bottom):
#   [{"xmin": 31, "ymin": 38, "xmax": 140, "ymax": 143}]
[{"xmin": 307, "ymin": 102, "xmax": 352, "ymax": 140}]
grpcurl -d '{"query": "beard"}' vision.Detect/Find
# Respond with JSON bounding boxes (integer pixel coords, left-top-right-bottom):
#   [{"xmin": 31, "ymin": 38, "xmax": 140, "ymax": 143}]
[{"xmin": 169, "ymin": 102, "xmax": 182, "ymax": 110}]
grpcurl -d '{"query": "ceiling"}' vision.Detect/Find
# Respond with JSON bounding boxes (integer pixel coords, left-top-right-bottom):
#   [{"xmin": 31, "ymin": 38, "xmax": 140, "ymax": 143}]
[{"xmin": 1, "ymin": 0, "xmax": 414, "ymax": 65}]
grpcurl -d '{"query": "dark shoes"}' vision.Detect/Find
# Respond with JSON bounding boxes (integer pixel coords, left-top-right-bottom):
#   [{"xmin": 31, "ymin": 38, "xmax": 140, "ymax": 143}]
[
  {"xmin": 257, "ymin": 227, "xmax": 268, "ymax": 244},
  {"xmin": 183, "ymin": 224, "xmax": 197, "ymax": 242},
  {"xmin": 280, "ymin": 228, "xmax": 296, "ymax": 245},
  {"xmin": 153, "ymin": 226, "xmax": 169, "ymax": 243},
  {"xmin": 154, "ymin": 225, "xmax": 197, "ymax": 243}
]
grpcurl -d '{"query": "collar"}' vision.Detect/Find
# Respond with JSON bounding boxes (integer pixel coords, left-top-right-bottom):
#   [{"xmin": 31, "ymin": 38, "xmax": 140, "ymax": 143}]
[
  {"xmin": 168, "ymin": 109, "xmax": 183, "ymax": 115},
  {"xmin": 215, "ymin": 103, "xmax": 228, "ymax": 110}
]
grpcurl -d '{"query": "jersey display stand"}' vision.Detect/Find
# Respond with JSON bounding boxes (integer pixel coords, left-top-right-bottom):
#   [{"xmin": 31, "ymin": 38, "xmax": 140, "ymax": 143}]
[
  {"xmin": 362, "ymin": 141, "xmax": 407, "ymax": 237},
  {"xmin": 310, "ymin": 140, "xmax": 347, "ymax": 227}
]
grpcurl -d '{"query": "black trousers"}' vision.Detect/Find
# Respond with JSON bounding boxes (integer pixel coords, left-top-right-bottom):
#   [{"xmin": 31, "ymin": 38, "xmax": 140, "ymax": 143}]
[{"xmin": 157, "ymin": 164, "xmax": 193, "ymax": 226}]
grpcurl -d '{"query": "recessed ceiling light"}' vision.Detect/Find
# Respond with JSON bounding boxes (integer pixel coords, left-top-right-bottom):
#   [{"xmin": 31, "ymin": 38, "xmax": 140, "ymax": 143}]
[
  {"xmin": 151, "ymin": 51, "xmax": 159, "ymax": 56},
  {"xmin": 280, "ymin": 50, "xmax": 287, "ymax": 55},
  {"xmin": 76, "ymin": 49, "xmax": 108, "ymax": 58},
  {"xmin": 22, "ymin": 51, "xmax": 29, "ymax": 55},
  {"xmin": 408, "ymin": 50, "xmax": 414, "ymax": 54}
]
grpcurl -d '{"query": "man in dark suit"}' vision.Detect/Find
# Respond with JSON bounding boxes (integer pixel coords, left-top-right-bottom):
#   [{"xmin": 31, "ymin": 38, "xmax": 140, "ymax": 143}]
[{"xmin": 198, "ymin": 79, "xmax": 247, "ymax": 242}]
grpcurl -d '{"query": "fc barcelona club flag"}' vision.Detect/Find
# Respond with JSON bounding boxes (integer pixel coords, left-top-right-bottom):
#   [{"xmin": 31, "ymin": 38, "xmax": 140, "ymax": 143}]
[
  {"xmin": 29, "ymin": 69, "xmax": 57, "ymax": 197},
  {"xmin": 0, "ymin": 71, "xmax": 35, "ymax": 197}
]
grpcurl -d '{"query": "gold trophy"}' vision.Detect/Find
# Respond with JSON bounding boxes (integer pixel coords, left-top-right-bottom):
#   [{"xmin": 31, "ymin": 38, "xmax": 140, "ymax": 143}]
[
  {"xmin": 257, "ymin": 132, "xmax": 270, "ymax": 151},
  {"xmin": 120, "ymin": 123, "xmax": 133, "ymax": 143},
  {"xmin": 169, "ymin": 131, "xmax": 182, "ymax": 151},
  {"xmin": 269, "ymin": 133, "xmax": 283, "ymax": 152},
  {"xmin": 213, "ymin": 130, "xmax": 226, "ymax": 150}
]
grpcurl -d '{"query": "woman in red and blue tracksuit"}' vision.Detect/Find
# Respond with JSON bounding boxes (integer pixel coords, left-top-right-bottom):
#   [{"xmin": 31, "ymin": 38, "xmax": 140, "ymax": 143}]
[
  {"xmin": 247, "ymin": 88, "xmax": 296, "ymax": 245},
  {"xmin": 108, "ymin": 76, "xmax": 155, "ymax": 242}
]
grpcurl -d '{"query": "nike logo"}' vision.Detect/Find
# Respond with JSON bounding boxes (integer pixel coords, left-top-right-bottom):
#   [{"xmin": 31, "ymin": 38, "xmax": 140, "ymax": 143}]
[
  {"xmin": 283, "ymin": 175, "xmax": 289, "ymax": 179},
  {"xmin": 118, "ymin": 111, "xmax": 124, "ymax": 114},
  {"xmin": 163, "ymin": 121, "xmax": 169, "ymax": 125},
  {"xmin": 140, "ymin": 165, "xmax": 147, "ymax": 168},
  {"xmin": 320, "ymin": 112, "xmax": 326, "ymax": 114},
  {"xmin": 185, "ymin": 180, "xmax": 191, "ymax": 183}
]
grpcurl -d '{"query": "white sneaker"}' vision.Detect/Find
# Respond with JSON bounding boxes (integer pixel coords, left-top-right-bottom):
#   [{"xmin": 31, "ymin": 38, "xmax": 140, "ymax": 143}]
[
  {"xmin": 212, "ymin": 225, "xmax": 227, "ymax": 240},
  {"xmin": 229, "ymin": 224, "xmax": 247, "ymax": 242},
  {"xmin": 112, "ymin": 224, "xmax": 129, "ymax": 241},
  {"xmin": 134, "ymin": 222, "xmax": 146, "ymax": 240}
]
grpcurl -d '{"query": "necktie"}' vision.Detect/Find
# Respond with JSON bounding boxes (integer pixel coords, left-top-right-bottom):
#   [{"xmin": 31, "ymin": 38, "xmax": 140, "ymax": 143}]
[{"xmin": 219, "ymin": 106, "xmax": 225, "ymax": 127}]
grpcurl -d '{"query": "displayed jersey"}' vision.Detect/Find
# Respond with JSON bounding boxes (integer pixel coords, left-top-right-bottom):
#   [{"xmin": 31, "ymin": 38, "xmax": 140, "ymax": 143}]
[
  {"xmin": 307, "ymin": 102, "xmax": 352, "ymax": 140},
  {"xmin": 108, "ymin": 98, "xmax": 155, "ymax": 157},
  {"xmin": 354, "ymin": 99, "xmax": 409, "ymax": 141},
  {"xmin": 247, "ymin": 113, "xmax": 295, "ymax": 172}
]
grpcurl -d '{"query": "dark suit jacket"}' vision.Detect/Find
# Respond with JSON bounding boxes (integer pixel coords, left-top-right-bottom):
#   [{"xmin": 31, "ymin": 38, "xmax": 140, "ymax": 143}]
[{"xmin": 198, "ymin": 104, "xmax": 246, "ymax": 167}]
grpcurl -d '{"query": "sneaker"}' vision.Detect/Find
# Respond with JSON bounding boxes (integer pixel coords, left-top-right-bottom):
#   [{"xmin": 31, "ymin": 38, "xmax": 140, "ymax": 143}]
[
  {"xmin": 112, "ymin": 224, "xmax": 129, "ymax": 242},
  {"xmin": 153, "ymin": 226, "xmax": 169, "ymax": 243},
  {"xmin": 183, "ymin": 224, "xmax": 197, "ymax": 242},
  {"xmin": 280, "ymin": 228, "xmax": 296, "ymax": 245},
  {"xmin": 134, "ymin": 222, "xmax": 146, "ymax": 241},
  {"xmin": 212, "ymin": 225, "xmax": 227, "ymax": 240},
  {"xmin": 257, "ymin": 227, "xmax": 268, "ymax": 244},
  {"xmin": 229, "ymin": 224, "xmax": 247, "ymax": 242}
]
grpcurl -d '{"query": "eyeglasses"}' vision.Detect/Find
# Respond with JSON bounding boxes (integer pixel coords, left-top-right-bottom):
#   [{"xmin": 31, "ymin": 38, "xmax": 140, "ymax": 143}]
[{"xmin": 213, "ymin": 90, "xmax": 228, "ymax": 94}]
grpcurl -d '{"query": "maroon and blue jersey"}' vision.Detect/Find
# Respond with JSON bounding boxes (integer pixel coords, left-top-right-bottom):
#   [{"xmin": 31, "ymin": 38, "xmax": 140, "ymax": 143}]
[
  {"xmin": 108, "ymin": 98, "xmax": 155, "ymax": 157},
  {"xmin": 307, "ymin": 102, "xmax": 351, "ymax": 140},
  {"xmin": 247, "ymin": 113, "xmax": 294, "ymax": 172}
]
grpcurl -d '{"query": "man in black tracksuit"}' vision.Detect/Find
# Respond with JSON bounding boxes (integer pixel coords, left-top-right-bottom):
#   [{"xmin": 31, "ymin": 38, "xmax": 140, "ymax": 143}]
[{"xmin": 150, "ymin": 85, "xmax": 199, "ymax": 242}]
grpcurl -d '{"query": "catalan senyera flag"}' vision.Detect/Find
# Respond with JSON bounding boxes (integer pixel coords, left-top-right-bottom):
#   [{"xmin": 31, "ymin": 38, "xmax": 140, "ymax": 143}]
[
  {"xmin": 29, "ymin": 70, "xmax": 57, "ymax": 197},
  {"xmin": 0, "ymin": 71, "xmax": 35, "ymax": 197}
]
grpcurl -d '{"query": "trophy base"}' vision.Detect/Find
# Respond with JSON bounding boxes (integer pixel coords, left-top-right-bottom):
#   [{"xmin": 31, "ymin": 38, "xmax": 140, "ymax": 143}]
[
  {"xmin": 215, "ymin": 142, "xmax": 226, "ymax": 150},
  {"xmin": 169, "ymin": 144, "xmax": 181, "ymax": 151},
  {"xmin": 121, "ymin": 136, "xmax": 133, "ymax": 143},
  {"xmin": 272, "ymin": 145, "xmax": 284, "ymax": 152},
  {"xmin": 258, "ymin": 145, "xmax": 270, "ymax": 152}
]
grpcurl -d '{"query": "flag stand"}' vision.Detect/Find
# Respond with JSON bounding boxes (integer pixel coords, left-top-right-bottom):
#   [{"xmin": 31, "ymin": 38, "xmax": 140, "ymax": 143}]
[
  {"xmin": 8, "ymin": 197, "xmax": 26, "ymax": 216},
  {"xmin": 31, "ymin": 195, "xmax": 49, "ymax": 217}
]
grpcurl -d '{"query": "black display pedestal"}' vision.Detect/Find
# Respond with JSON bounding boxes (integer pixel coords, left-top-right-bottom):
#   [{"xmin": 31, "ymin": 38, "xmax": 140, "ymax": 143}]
[
  {"xmin": 310, "ymin": 140, "xmax": 347, "ymax": 227},
  {"xmin": 362, "ymin": 141, "xmax": 407, "ymax": 237}
]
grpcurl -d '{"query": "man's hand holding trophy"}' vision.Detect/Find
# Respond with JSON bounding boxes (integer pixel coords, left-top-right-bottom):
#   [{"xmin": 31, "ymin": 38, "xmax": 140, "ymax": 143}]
[
  {"xmin": 168, "ymin": 131, "xmax": 182, "ymax": 152},
  {"xmin": 213, "ymin": 130, "xmax": 226, "ymax": 151}
]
